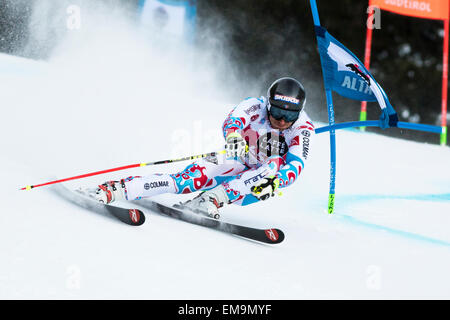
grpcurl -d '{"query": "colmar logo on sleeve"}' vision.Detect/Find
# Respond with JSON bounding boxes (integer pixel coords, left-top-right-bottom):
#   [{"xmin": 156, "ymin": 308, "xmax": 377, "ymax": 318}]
[{"xmin": 244, "ymin": 104, "xmax": 261, "ymax": 115}]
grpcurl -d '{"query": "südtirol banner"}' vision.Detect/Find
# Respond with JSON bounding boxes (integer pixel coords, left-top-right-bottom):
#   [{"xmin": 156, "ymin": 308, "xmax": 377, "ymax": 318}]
[{"xmin": 371, "ymin": 0, "xmax": 449, "ymax": 20}]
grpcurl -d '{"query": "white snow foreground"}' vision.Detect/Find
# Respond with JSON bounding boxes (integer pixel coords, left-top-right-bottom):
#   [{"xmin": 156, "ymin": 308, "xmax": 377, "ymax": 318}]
[{"xmin": 1, "ymin": 53, "xmax": 450, "ymax": 299}]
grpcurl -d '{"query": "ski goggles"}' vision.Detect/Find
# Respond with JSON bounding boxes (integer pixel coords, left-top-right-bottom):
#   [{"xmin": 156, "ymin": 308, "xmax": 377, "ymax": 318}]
[{"xmin": 268, "ymin": 105, "xmax": 300, "ymax": 122}]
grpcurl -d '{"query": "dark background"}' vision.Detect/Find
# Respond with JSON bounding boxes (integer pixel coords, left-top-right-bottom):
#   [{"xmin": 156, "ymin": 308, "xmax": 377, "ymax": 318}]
[{"xmin": 0, "ymin": 0, "xmax": 447, "ymax": 145}]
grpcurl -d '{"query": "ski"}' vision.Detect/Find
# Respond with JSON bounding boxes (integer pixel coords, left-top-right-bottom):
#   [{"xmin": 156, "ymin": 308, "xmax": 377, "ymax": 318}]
[
  {"xmin": 51, "ymin": 184, "xmax": 145, "ymax": 226},
  {"xmin": 134, "ymin": 199, "xmax": 284, "ymax": 244}
]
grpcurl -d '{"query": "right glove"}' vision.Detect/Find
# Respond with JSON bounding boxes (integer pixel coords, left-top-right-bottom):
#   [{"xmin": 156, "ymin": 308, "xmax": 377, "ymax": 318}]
[
  {"xmin": 225, "ymin": 132, "xmax": 248, "ymax": 159},
  {"xmin": 250, "ymin": 175, "xmax": 280, "ymax": 201},
  {"xmin": 95, "ymin": 180, "xmax": 127, "ymax": 204}
]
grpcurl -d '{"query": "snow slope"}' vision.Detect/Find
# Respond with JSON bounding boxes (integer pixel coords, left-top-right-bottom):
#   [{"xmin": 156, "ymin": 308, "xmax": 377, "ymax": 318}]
[{"xmin": 1, "ymin": 44, "xmax": 450, "ymax": 299}]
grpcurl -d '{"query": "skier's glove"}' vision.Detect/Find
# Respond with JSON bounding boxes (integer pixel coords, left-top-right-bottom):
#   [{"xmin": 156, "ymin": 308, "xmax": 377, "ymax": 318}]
[
  {"xmin": 250, "ymin": 175, "xmax": 280, "ymax": 201},
  {"xmin": 225, "ymin": 132, "xmax": 248, "ymax": 159}
]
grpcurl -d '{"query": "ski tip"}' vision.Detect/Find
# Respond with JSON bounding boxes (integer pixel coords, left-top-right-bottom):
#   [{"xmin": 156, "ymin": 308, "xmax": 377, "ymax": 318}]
[
  {"xmin": 264, "ymin": 228, "xmax": 285, "ymax": 244},
  {"xmin": 127, "ymin": 209, "xmax": 146, "ymax": 226}
]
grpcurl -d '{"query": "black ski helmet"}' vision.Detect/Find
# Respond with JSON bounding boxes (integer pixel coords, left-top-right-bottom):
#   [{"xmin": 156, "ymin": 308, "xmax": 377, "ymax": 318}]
[{"xmin": 267, "ymin": 77, "xmax": 306, "ymax": 122}]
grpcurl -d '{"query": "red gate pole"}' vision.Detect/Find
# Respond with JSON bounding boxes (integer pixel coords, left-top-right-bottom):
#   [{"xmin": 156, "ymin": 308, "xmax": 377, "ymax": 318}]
[
  {"xmin": 441, "ymin": 17, "xmax": 448, "ymax": 146},
  {"xmin": 360, "ymin": 0, "xmax": 374, "ymax": 131}
]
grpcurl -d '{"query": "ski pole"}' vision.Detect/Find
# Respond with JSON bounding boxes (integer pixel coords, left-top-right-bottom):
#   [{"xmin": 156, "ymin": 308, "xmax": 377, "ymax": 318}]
[{"xmin": 20, "ymin": 150, "xmax": 226, "ymax": 191}]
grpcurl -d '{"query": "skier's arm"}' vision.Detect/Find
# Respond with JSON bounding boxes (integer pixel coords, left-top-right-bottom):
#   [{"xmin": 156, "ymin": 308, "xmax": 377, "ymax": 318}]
[
  {"xmin": 222, "ymin": 98, "xmax": 263, "ymax": 159},
  {"xmin": 222, "ymin": 108, "xmax": 246, "ymax": 138},
  {"xmin": 222, "ymin": 98, "xmax": 263, "ymax": 138},
  {"xmin": 276, "ymin": 126, "xmax": 314, "ymax": 189}
]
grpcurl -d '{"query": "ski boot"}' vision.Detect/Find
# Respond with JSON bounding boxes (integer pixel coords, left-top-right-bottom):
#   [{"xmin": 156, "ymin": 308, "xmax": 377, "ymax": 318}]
[
  {"xmin": 177, "ymin": 185, "xmax": 229, "ymax": 220},
  {"xmin": 93, "ymin": 180, "xmax": 127, "ymax": 204}
]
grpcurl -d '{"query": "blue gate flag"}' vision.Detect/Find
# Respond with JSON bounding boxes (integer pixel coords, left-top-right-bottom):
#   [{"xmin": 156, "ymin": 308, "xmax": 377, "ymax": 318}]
[{"xmin": 315, "ymin": 26, "xmax": 398, "ymax": 128}]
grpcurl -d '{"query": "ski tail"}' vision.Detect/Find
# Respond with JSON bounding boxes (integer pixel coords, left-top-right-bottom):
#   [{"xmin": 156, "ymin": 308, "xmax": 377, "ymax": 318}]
[{"xmin": 136, "ymin": 199, "xmax": 284, "ymax": 244}]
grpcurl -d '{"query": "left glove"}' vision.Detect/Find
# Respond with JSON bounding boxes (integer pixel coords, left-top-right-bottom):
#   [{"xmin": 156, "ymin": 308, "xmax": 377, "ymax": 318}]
[
  {"xmin": 250, "ymin": 175, "xmax": 280, "ymax": 201},
  {"xmin": 225, "ymin": 132, "xmax": 248, "ymax": 159}
]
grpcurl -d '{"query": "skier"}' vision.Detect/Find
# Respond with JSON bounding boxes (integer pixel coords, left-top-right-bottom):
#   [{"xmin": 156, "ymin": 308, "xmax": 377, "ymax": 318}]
[{"xmin": 94, "ymin": 77, "xmax": 314, "ymax": 219}]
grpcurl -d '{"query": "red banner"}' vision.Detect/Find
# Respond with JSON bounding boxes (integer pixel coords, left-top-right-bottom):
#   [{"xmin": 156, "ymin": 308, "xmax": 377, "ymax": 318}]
[{"xmin": 371, "ymin": 0, "xmax": 449, "ymax": 20}]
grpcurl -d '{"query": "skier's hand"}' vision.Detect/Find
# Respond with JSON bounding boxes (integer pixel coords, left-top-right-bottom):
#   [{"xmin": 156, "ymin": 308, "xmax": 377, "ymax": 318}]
[
  {"xmin": 225, "ymin": 132, "xmax": 248, "ymax": 159},
  {"xmin": 251, "ymin": 175, "xmax": 280, "ymax": 201}
]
